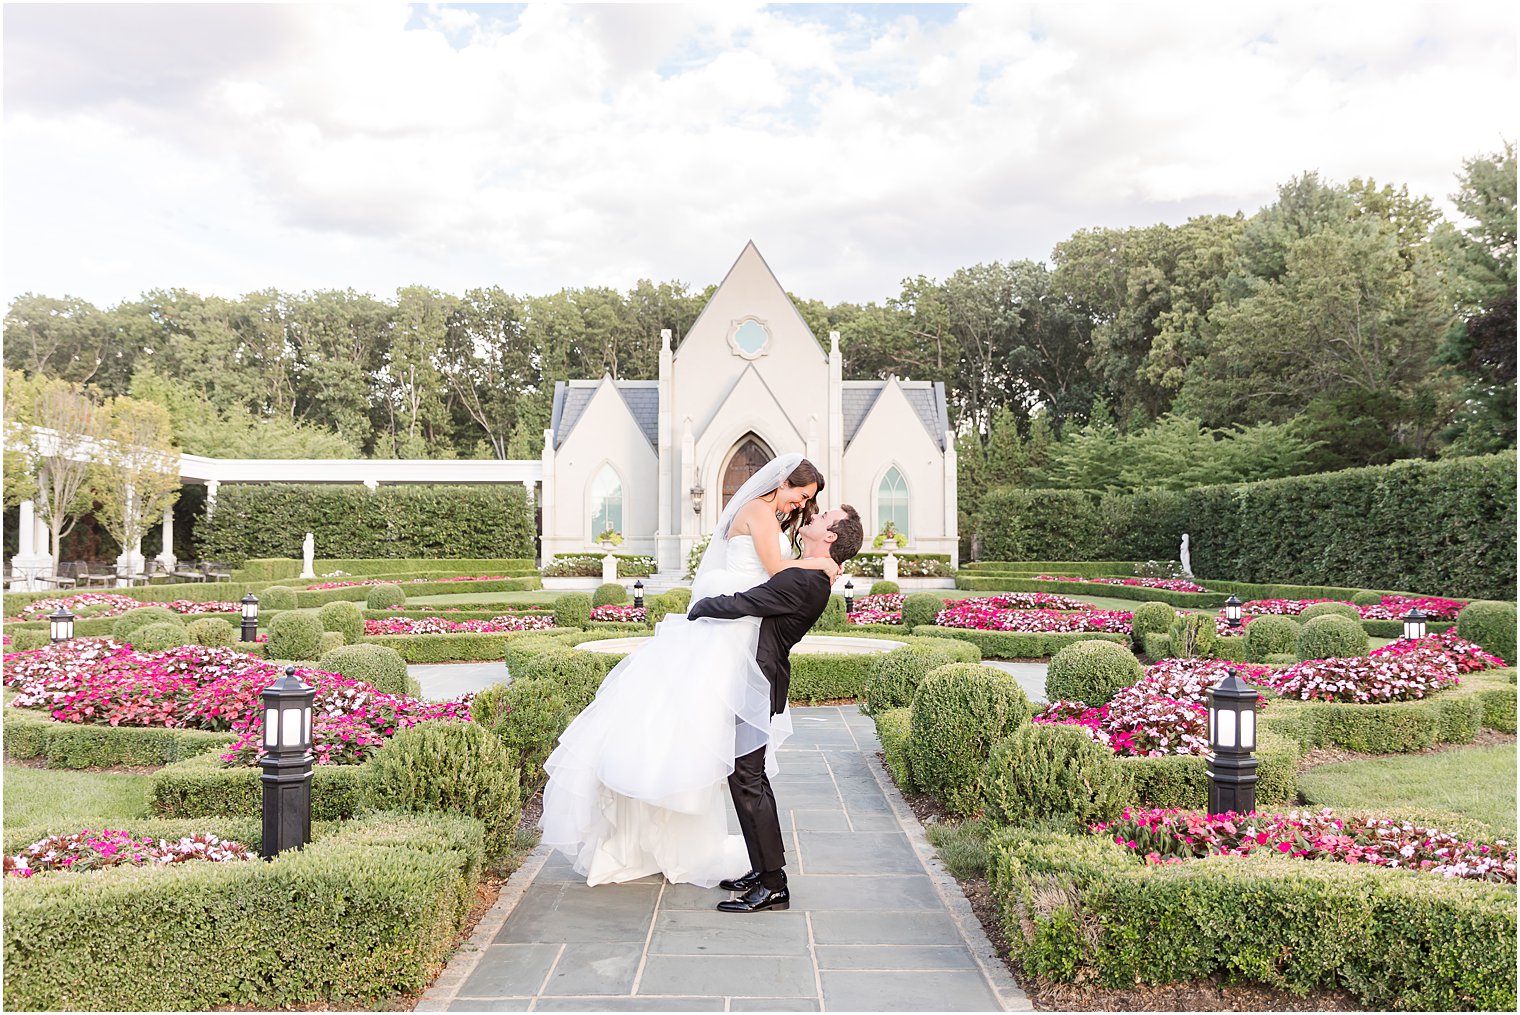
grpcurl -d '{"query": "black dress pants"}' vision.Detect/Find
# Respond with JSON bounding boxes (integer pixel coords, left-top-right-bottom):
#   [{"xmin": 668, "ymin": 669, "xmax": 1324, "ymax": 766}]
[{"xmin": 728, "ymin": 744, "xmax": 786, "ymax": 886}]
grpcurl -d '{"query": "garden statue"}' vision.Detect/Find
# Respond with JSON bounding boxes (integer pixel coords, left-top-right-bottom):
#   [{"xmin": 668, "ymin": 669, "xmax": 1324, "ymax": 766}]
[
  {"xmin": 301, "ymin": 532, "xmax": 316, "ymax": 579},
  {"xmin": 1180, "ymin": 533, "xmax": 1192, "ymax": 577}
]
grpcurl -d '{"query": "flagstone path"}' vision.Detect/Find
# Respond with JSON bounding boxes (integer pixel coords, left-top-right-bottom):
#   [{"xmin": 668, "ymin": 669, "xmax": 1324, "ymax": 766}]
[{"xmin": 415, "ymin": 706, "xmax": 1030, "ymax": 1012}]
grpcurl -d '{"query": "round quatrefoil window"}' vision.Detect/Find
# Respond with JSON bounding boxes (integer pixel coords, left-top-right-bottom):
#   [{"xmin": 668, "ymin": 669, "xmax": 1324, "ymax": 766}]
[{"xmin": 728, "ymin": 317, "xmax": 771, "ymax": 359}]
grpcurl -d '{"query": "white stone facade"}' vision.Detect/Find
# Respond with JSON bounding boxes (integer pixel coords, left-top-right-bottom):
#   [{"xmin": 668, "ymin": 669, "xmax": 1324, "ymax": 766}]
[{"xmin": 540, "ymin": 243, "xmax": 958, "ymax": 572}]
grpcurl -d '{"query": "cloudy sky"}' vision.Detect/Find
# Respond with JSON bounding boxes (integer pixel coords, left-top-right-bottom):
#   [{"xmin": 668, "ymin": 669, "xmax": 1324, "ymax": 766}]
[{"xmin": 2, "ymin": 2, "xmax": 1514, "ymax": 308}]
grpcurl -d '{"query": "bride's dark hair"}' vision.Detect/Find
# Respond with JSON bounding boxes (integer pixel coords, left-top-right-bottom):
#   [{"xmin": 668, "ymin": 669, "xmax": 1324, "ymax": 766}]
[{"xmin": 764, "ymin": 459, "xmax": 825, "ymax": 555}]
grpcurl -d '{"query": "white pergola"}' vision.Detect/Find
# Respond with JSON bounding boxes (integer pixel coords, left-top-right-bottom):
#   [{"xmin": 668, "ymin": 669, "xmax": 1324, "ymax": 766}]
[{"xmin": 9, "ymin": 440, "xmax": 542, "ymax": 588}]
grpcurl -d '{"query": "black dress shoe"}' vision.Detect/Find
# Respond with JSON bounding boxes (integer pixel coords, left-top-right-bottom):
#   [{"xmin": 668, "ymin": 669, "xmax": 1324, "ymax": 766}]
[
  {"xmin": 719, "ymin": 869, "xmax": 762, "ymax": 892},
  {"xmin": 717, "ymin": 884, "xmax": 790, "ymax": 913}
]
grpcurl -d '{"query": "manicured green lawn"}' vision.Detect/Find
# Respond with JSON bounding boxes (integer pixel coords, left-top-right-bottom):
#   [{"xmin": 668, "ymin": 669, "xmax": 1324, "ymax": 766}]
[
  {"xmin": 2, "ymin": 763, "xmax": 153, "ymax": 828},
  {"xmin": 1297, "ymin": 742, "xmax": 1517, "ymax": 838},
  {"xmin": 405, "ymin": 590, "xmax": 569, "ymax": 606}
]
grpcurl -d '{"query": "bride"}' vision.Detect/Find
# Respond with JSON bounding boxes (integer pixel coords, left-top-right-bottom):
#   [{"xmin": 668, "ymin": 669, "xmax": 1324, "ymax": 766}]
[{"xmin": 539, "ymin": 453, "xmax": 840, "ymax": 887}]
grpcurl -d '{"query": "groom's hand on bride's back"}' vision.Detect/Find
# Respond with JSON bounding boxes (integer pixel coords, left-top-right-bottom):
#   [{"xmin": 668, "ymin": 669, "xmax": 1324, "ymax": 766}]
[{"xmin": 687, "ymin": 596, "xmax": 715, "ymax": 620}]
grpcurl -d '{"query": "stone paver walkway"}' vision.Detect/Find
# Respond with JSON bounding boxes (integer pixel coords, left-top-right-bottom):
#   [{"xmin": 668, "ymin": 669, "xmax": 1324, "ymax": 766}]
[{"xmin": 417, "ymin": 706, "xmax": 1029, "ymax": 1012}]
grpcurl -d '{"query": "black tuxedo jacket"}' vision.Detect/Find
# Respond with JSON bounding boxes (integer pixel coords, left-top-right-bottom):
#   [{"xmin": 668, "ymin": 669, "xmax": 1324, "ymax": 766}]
[{"xmin": 686, "ymin": 567, "xmax": 833, "ymax": 715}]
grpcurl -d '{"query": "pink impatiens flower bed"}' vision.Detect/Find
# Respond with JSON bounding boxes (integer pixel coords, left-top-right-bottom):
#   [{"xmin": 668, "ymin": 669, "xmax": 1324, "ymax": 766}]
[
  {"xmin": 5, "ymin": 830, "xmax": 253, "ymax": 878},
  {"xmin": 1034, "ymin": 575, "xmax": 1209, "ymax": 593},
  {"xmin": 362, "ymin": 614, "xmax": 556, "ymax": 636},
  {"xmin": 590, "ymin": 604, "xmax": 647, "ymax": 622},
  {"xmin": 936, "ymin": 599, "xmax": 1133, "ymax": 634},
  {"xmin": 2, "ymin": 640, "xmax": 469, "ymax": 766},
  {"xmin": 1229, "ymin": 595, "xmax": 1466, "ymax": 621},
  {"xmin": 1033, "ymin": 658, "xmax": 1271, "ymax": 756},
  {"xmin": 1091, "ymin": 807, "xmax": 1515, "ymax": 883},
  {"xmin": 6, "ymin": 593, "xmax": 242, "ymax": 622}
]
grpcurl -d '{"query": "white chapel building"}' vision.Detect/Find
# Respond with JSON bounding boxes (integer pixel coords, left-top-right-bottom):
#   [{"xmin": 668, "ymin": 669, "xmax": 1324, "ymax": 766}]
[{"xmin": 538, "ymin": 243, "xmax": 959, "ymax": 577}]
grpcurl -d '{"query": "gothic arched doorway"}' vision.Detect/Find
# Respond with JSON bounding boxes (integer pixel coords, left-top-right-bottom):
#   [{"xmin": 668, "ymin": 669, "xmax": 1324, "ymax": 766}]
[{"xmin": 721, "ymin": 434, "xmax": 775, "ymax": 508}]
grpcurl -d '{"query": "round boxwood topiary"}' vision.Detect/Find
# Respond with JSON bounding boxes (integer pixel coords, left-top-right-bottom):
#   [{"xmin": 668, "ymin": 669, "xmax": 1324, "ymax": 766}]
[
  {"xmin": 1296, "ymin": 614, "xmax": 1369, "ymax": 661},
  {"xmin": 662, "ymin": 587, "xmax": 692, "ymax": 612},
  {"xmin": 132, "ymin": 621, "xmax": 189, "ymax": 654},
  {"xmin": 258, "ymin": 585, "xmax": 297, "ymax": 611},
  {"xmin": 112, "ymin": 606, "xmax": 181, "ymax": 643},
  {"xmin": 318, "ymin": 631, "xmax": 346, "ymax": 655},
  {"xmin": 554, "ymin": 592, "xmax": 593, "ymax": 629},
  {"xmin": 7, "ymin": 629, "xmax": 51, "ymax": 652},
  {"xmin": 1351, "ymin": 591, "xmax": 1384, "ymax": 607},
  {"xmin": 1044, "ymin": 639, "xmax": 1143, "ymax": 706},
  {"xmin": 364, "ymin": 583, "xmax": 407, "ymax": 610},
  {"xmin": 861, "ymin": 642, "xmax": 967, "ymax": 715},
  {"xmin": 318, "ymin": 600, "xmax": 364, "ymax": 643},
  {"xmin": 185, "ymin": 617, "xmax": 236, "ymax": 648},
  {"xmin": 983, "ymin": 723, "xmax": 1133, "ymax": 828},
  {"xmin": 1299, "ymin": 601, "xmax": 1360, "ymax": 622},
  {"xmin": 1265, "ymin": 653, "xmax": 1298, "ymax": 666},
  {"xmin": 902, "ymin": 592, "xmax": 945, "ymax": 629},
  {"xmin": 815, "ymin": 594, "xmax": 847, "ymax": 631},
  {"xmin": 870, "ymin": 580, "xmax": 901, "ymax": 596},
  {"xmin": 1243, "ymin": 615, "xmax": 1301, "ymax": 662},
  {"xmin": 906, "ymin": 663, "xmax": 1030, "ymax": 816},
  {"xmin": 363, "ymin": 720, "xmax": 521, "ymax": 860},
  {"xmin": 266, "ymin": 610, "xmax": 325, "ymax": 660},
  {"xmin": 319, "ymin": 642, "xmax": 411, "ymax": 695},
  {"xmin": 1167, "ymin": 613, "xmax": 1218, "ymax": 660},
  {"xmin": 592, "ymin": 582, "xmax": 628, "ymax": 607},
  {"xmin": 1130, "ymin": 601, "xmax": 1176, "ymax": 647},
  {"xmin": 1457, "ymin": 600, "xmax": 1516, "ymax": 665}
]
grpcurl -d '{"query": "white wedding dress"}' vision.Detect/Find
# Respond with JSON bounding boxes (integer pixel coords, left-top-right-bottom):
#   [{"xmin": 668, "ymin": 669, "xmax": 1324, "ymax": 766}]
[{"xmin": 539, "ymin": 532, "xmax": 794, "ymax": 887}]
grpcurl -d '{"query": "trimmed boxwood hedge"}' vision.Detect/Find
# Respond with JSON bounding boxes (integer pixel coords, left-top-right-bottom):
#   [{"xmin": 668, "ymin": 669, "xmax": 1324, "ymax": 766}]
[
  {"xmin": 236, "ymin": 557, "xmax": 537, "ymax": 582},
  {"xmin": 2, "ymin": 706, "xmax": 235, "ymax": 769},
  {"xmin": 360, "ymin": 629, "xmax": 563, "ymax": 663},
  {"xmin": 910, "ymin": 625, "xmax": 1126, "ymax": 660},
  {"xmin": 1, "ymin": 811, "xmax": 487, "ymax": 1011},
  {"xmin": 959, "ymin": 560, "xmax": 1147, "ymax": 576},
  {"xmin": 953, "ymin": 574, "xmax": 1224, "ymax": 608},
  {"xmin": 875, "ymin": 707, "xmax": 914, "ymax": 789},
  {"xmin": 1262, "ymin": 671, "xmax": 1514, "ymax": 753},
  {"xmin": 1, "ymin": 580, "xmax": 271, "ymax": 615},
  {"xmin": 150, "ymin": 750, "xmax": 370, "ymax": 820},
  {"xmin": 988, "ymin": 828, "xmax": 1516, "ymax": 1010}
]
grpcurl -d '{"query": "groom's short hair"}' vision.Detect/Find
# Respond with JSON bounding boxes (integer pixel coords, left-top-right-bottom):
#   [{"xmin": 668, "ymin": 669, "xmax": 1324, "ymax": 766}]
[{"xmin": 828, "ymin": 505, "xmax": 864, "ymax": 565}]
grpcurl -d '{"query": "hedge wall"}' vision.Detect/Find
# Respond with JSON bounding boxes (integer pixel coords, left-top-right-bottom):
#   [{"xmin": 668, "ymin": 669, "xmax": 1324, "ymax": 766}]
[
  {"xmin": 361, "ymin": 629, "xmax": 564, "ymax": 663},
  {"xmin": 3, "ymin": 707, "xmax": 235, "ymax": 769},
  {"xmin": 150, "ymin": 750, "xmax": 369, "ymax": 820},
  {"xmin": 2, "ymin": 811, "xmax": 486, "ymax": 1010},
  {"xmin": 197, "ymin": 484, "xmax": 536, "ymax": 564},
  {"xmin": 972, "ymin": 454, "xmax": 1517, "ymax": 600},
  {"xmin": 988, "ymin": 829, "xmax": 1516, "ymax": 1010},
  {"xmin": 910, "ymin": 626, "xmax": 1126, "ymax": 660},
  {"xmin": 1261, "ymin": 670, "xmax": 1516, "ymax": 752},
  {"xmin": 953, "ymin": 575, "xmax": 1224, "ymax": 608},
  {"xmin": 236, "ymin": 557, "xmax": 536, "ymax": 582}
]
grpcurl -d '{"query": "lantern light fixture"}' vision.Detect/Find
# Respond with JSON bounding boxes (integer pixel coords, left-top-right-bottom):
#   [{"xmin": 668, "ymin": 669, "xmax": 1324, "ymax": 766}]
[
  {"xmin": 633, "ymin": 579, "xmax": 645, "ymax": 610},
  {"xmin": 844, "ymin": 578, "xmax": 855, "ymax": 615},
  {"xmin": 1206, "ymin": 668, "xmax": 1258, "ymax": 817},
  {"xmin": 240, "ymin": 593, "xmax": 259, "ymax": 643},
  {"xmin": 259, "ymin": 665, "xmax": 315, "ymax": 860},
  {"xmin": 1401, "ymin": 606, "xmax": 1428, "ymax": 641},
  {"xmin": 1224, "ymin": 595, "xmax": 1243, "ymax": 629},
  {"xmin": 49, "ymin": 606, "xmax": 75, "ymax": 644},
  {"xmin": 690, "ymin": 484, "xmax": 705, "ymax": 516}
]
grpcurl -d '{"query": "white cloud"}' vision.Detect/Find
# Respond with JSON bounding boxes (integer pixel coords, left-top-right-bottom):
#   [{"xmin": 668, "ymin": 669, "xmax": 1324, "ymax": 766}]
[{"xmin": 2, "ymin": 1, "xmax": 1514, "ymax": 308}]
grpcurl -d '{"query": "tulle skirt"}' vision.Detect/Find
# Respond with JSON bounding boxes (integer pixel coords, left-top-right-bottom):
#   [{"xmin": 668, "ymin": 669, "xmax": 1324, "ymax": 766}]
[{"xmin": 538, "ymin": 601, "xmax": 791, "ymax": 887}]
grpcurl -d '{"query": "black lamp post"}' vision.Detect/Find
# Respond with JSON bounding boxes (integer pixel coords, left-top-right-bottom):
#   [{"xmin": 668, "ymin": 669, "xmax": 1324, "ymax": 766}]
[
  {"xmin": 1224, "ymin": 595, "xmax": 1243, "ymax": 629},
  {"xmin": 260, "ymin": 666, "xmax": 315, "ymax": 860},
  {"xmin": 844, "ymin": 578, "xmax": 855, "ymax": 615},
  {"xmin": 1401, "ymin": 606, "xmax": 1428, "ymax": 641},
  {"xmin": 49, "ymin": 606, "xmax": 75, "ymax": 644},
  {"xmin": 1205, "ymin": 668, "xmax": 1258, "ymax": 817},
  {"xmin": 240, "ymin": 593, "xmax": 259, "ymax": 643},
  {"xmin": 632, "ymin": 579, "xmax": 644, "ymax": 610}
]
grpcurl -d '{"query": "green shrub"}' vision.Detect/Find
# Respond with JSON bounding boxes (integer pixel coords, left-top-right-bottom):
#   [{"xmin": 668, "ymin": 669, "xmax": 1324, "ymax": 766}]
[
  {"xmin": 910, "ymin": 626, "xmax": 1125, "ymax": 661},
  {"xmin": 150, "ymin": 750, "xmax": 369, "ymax": 820},
  {"xmin": 1299, "ymin": 601, "xmax": 1361, "ymax": 622},
  {"xmin": 3, "ymin": 706, "xmax": 233, "ymax": 769},
  {"xmin": 318, "ymin": 631, "xmax": 346, "ymax": 654},
  {"xmin": 1458, "ymin": 600, "xmax": 1517, "ymax": 665},
  {"xmin": 318, "ymin": 600, "xmax": 365, "ymax": 643},
  {"xmin": 266, "ymin": 610, "xmax": 325, "ymax": 660},
  {"xmin": 1351, "ymin": 590, "xmax": 1384, "ymax": 606},
  {"xmin": 0, "ymin": 811, "xmax": 486, "ymax": 1011},
  {"xmin": 870, "ymin": 580, "xmax": 901, "ymax": 595},
  {"xmin": 1266, "ymin": 692, "xmax": 1487, "ymax": 754},
  {"xmin": 1143, "ymin": 632, "xmax": 1171, "ymax": 659},
  {"xmin": 661, "ymin": 587, "xmax": 692, "ymax": 612},
  {"xmin": 365, "ymin": 583, "xmax": 407, "ymax": 610},
  {"xmin": 183, "ymin": 617, "xmax": 237, "ymax": 647},
  {"xmin": 814, "ymin": 594, "xmax": 847, "ymax": 631},
  {"xmin": 319, "ymin": 643, "xmax": 411, "ymax": 696},
  {"xmin": 1045, "ymin": 639, "xmax": 1143, "ymax": 705},
  {"xmin": 1211, "ymin": 636, "xmax": 1249, "ymax": 663},
  {"xmin": 5, "ymin": 629, "xmax": 50, "ymax": 652},
  {"xmin": 477, "ymin": 678, "xmax": 573, "ymax": 794},
  {"xmin": 1296, "ymin": 614, "xmax": 1369, "ymax": 661},
  {"xmin": 132, "ymin": 621, "xmax": 188, "ymax": 653},
  {"xmin": 363, "ymin": 721, "xmax": 521, "ymax": 861},
  {"xmin": 1123, "ymin": 727, "xmax": 1300, "ymax": 807},
  {"xmin": 1243, "ymin": 615, "xmax": 1300, "ymax": 661},
  {"xmin": 861, "ymin": 643, "xmax": 966, "ymax": 714},
  {"xmin": 364, "ymin": 631, "xmax": 546, "ymax": 663},
  {"xmin": 901, "ymin": 592, "xmax": 945, "ymax": 629},
  {"xmin": 1166, "ymin": 612, "xmax": 1217, "ymax": 659},
  {"xmin": 983, "ymin": 724, "xmax": 1133, "ymax": 827},
  {"xmin": 260, "ymin": 585, "xmax": 298, "ymax": 610},
  {"xmin": 592, "ymin": 582, "xmax": 627, "ymax": 607},
  {"xmin": 553, "ymin": 592, "xmax": 592, "ymax": 629},
  {"xmin": 875, "ymin": 707, "xmax": 914, "ymax": 789},
  {"xmin": 1129, "ymin": 601, "xmax": 1176, "ymax": 646},
  {"xmin": 907, "ymin": 664, "xmax": 1030, "ymax": 815},
  {"xmin": 111, "ymin": 606, "xmax": 181, "ymax": 642},
  {"xmin": 1265, "ymin": 653, "xmax": 1298, "ymax": 665}
]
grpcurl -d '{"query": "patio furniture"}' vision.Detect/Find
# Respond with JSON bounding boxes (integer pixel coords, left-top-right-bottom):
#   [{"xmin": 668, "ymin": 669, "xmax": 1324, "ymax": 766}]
[
  {"xmin": 78, "ymin": 561, "xmax": 117, "ymax": 587},
  {"xmin": 171, "ymin": 560, "xmax": 208, "ymax": 582},
  {"xmin": 36, "ymin": 564, "xmax": 77, "ymax": 589},
  {"xmin": 203, "ymin": 561, "xmax": 233, "ymax": 582},
  {"xmin": 119, "ymin": 561, "xmax": 151, "ymax": 587}
]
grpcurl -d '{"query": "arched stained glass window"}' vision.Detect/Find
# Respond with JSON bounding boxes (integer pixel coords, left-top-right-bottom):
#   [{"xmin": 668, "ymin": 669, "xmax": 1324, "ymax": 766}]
[
  {"xmin": 590, "ymin": 465, "xmax": 623, "ymax": 538},
  {"xmin": 878, "ymin": 467, "xmax": 909, "ymax": 535}
]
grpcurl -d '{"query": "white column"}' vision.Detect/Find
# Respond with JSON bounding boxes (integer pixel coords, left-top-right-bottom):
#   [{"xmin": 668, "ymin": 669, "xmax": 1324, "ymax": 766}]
[
  {"xmin": 17, "ymin": 499, "xmax": 34, "ymax": 557},
  {"xmin": 828, "ymin": 331, "xmax": 844, "ymax": 497},
  {"xmin": 656, "ymin": 328, "xmax": 675, "ymax": 571},
  {"xmin": 206, "ymin": 480, "xmax": 220, "ymax": 519},
  {"xmin": 679, "ymin": 417, "xmax": 695, "ymax": 543},
  {"xmin": 116, "ymin": 483, "xmax": 144, "ymax": 583},
  {"xmin": 12, "ymin": 498, "xmax": 51, "ymax": 590},
  {"xmin": 944, "ymin": 429, "xmax": 959, "ymax": 569},
  {"xmin": 157, "ymin": 508, "xmax": 177, "ymax": 569}
]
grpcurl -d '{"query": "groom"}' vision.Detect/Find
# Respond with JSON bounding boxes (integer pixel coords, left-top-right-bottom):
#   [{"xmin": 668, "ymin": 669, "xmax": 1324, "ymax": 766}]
[{"xmin": 687, "ymin": 504, "xmax": 864, "ymax": 913}]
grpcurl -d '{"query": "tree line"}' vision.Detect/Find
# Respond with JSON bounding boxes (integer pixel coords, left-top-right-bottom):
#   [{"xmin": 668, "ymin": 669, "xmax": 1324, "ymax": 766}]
[{"xmin": 5, "ymin": 147, "xmax": 1513, "ymax": 497}]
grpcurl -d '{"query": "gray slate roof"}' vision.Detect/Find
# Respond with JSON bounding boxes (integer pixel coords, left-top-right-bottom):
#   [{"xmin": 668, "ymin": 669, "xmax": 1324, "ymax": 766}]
[
  {"xmin": 551, "ymin": 380, "xmax": 659, "ymax": 449},
  {"xmin": 842, "ymin": 379, "xmax": 950, "ymax": 450}
]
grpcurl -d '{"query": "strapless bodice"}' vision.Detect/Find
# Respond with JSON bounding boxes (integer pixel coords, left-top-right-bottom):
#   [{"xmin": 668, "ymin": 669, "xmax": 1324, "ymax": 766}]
[{"xmin": 725, "ymin": 533, "xmax": 791, "ymax": 581}]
